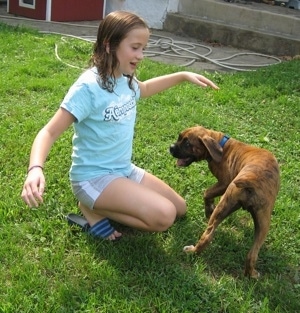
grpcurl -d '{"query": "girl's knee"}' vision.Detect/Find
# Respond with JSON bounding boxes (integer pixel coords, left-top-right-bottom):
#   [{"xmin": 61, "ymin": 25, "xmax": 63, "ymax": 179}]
[
  {"xmin": 153, "ymin": 202, "xmax": 177, "ymax": 231},
  {"xmin": 176, "ymin": 197, "xmax": 187, "ymax": 217}
]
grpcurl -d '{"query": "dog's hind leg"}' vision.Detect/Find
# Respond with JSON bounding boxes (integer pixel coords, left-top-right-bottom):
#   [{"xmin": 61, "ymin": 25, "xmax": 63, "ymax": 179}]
[
  {"xmin": 244, "ymin": 208, "xmax": 272, "ymax": 279},
  {"xmin": 184, "ymin": 183, "xmax": 241, "ymax": 254}
]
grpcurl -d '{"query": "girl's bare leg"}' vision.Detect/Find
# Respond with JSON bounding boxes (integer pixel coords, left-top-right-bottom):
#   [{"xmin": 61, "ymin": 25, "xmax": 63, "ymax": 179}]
[
  {"xmin": 80, "ymin": 172, "xmax": 186, "ymax": 235},
  {"xmin": 79, "ymin": 202, "xmax": 122, "ymax": 240},
  {"xmin": 140, "ymin": 172, "xmax": 186, "ymax": 218}
]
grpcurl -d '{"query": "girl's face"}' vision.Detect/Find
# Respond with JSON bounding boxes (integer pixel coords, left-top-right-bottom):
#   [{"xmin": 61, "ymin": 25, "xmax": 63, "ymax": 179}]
[{"xmin": 114, "ymin": 27, "xmax": 150, "ymax": 77}]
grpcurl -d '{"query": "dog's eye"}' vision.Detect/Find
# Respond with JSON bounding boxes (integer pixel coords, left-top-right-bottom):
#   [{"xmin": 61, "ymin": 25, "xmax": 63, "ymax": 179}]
[{"xmin": 184, "ymin": 139, "xmax": 191, "ymax": 148}]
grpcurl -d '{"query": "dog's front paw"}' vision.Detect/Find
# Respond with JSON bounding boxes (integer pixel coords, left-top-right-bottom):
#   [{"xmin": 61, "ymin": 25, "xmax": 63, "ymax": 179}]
[
  {"xmin": 183, "ymin": 245, "xmax": 196, "ymax": 253},
  {"xmin": 245, "ymin": 268, "xmax": 261, "ymax": 279}
]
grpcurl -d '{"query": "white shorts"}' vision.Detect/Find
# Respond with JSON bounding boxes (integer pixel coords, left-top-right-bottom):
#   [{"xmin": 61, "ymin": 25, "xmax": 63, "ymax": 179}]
[{"xmin": 71, "ymin": 165, "xmax": 145, "ymax": 209}]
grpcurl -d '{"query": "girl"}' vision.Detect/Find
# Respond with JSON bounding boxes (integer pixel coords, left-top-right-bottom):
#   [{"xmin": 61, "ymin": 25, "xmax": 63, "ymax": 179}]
[{"xmin": 21, "ymin": 11, "xmax": 219, "ymax": 240}]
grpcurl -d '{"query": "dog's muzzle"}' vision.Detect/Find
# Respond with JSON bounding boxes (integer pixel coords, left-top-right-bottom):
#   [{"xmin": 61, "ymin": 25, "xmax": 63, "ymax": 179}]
[
  {"xmin": 169, "ymin": 144, "xmax": 177, "ymax": 156},
  {"xmin": 169, "ymin": 144, "xmax": 195, "ymax": 167}
]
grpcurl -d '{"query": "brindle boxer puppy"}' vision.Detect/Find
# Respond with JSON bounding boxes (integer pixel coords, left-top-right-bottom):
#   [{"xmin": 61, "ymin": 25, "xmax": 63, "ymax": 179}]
[{"xmin": 170, "ymin": 126, "xmax": 280, "ymax": 278}]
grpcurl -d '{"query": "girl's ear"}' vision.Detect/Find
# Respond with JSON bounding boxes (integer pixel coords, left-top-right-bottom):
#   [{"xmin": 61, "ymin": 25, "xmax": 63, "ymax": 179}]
[{"xmin": 105, "ymin": 42, "xmax": 110, "ymax": 54}]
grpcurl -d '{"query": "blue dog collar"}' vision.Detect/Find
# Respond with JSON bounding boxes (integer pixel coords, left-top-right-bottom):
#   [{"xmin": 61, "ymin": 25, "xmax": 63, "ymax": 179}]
[{"xmin": 219, "ymin": 135, "xmax": 230, "ymax": 148}]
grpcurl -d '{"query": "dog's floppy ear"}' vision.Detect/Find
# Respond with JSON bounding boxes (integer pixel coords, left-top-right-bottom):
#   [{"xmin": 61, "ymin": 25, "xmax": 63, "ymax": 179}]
[{"xmin": 200, "ymin": 135, "xmax": 223, "ymax": 162}]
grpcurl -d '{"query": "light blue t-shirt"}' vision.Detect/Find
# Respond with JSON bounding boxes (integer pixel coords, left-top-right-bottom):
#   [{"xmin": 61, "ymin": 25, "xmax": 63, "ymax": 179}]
[{"xmin": 60, "ymin": 67, "xmax": 140, "ymax": 181}]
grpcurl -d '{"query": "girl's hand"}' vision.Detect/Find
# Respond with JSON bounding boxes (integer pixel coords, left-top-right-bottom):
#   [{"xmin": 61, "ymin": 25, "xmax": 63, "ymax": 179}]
[
  {"xmin": 184, "ymin": 72, "xmax": 219, "ymax": 90},
  {"xmin": 21, "ymin": 168, "xmax": 45, "ymax": 207},
  {"xmin": 139, "ymin": 71, "xmax": 219, "ymax": 98}
]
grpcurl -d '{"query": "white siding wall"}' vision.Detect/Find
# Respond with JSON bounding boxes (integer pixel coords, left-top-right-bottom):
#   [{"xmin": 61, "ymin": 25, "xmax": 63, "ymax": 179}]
[{"xmin": 105, "ymin": 0, "xmax": 179, "ymax": 29}]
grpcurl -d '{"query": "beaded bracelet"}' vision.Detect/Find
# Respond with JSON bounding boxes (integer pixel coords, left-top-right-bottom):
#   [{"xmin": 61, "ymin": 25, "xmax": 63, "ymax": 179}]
[{"xmin": 27, "ymin": 165, "xmax": 44, "ymax": 174}]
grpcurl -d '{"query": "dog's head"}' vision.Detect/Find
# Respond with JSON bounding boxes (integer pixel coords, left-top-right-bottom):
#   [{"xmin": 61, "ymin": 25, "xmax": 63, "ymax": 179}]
[{"xmin": 169, "ymin": 126, "xmax": 223, "ymax": 166}]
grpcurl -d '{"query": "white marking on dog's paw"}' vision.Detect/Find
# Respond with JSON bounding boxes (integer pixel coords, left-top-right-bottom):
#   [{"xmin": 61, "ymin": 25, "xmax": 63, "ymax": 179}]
[
  {"xmin": 183, "ymin": 245, "xmax": 195, "ymax": 252},
  {"xmin": 251, "ymin": 271, "xmax": 261, "ymax": 279}
]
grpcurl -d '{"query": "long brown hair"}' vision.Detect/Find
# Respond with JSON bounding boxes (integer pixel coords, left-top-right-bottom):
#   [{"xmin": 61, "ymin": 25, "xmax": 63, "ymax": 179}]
[{"xmin": 91, "ymin": 11, "xmax": 149, "ymax": 92}]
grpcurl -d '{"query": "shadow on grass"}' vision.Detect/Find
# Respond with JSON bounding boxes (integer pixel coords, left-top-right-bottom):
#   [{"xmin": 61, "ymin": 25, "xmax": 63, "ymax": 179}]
[
  {"xmin": 168, "ymin": 215, "xmax": 300, "ymax": 312},
  {"xmin": 58, "ymin": 214, "xmax": 299, "ymax": 312}
]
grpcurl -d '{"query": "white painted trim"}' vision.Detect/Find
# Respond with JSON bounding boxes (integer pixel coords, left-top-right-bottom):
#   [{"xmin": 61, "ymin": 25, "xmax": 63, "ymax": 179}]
[
  {"xmin": 103, "ymin": 0, "xmax": 106, "ymax": 19},
  {"xmin": 19, "ymin": 0, "xmax": 35, "ymax": 9},
  {"xmin": 46, "ymin": 0, "xmax": 52, "ymax": 21}
]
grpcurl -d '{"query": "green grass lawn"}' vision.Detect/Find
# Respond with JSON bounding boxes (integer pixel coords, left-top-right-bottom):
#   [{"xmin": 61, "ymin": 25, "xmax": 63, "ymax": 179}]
[{"xmin": 0, "ymin": 23, "xmax": 299, "ymax": 313}]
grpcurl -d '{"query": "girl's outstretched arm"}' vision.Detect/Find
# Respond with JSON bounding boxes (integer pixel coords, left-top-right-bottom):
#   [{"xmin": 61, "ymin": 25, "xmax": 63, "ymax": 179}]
[
  {"xmin": 138, "ymin": 71, "xmax": 219, "ymax": 98},
  {"xmin": 21, "ymin": 108, "xmax": 75, "ymax": 207}
]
